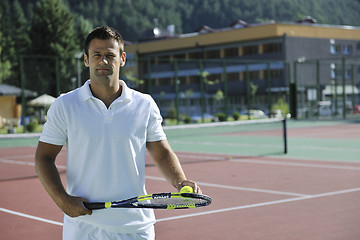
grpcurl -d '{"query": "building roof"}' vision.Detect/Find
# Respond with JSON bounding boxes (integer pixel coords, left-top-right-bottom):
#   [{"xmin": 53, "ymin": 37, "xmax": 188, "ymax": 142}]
[
  {"xmin": 0, "ymin": 83, "xmax": 38, "ymax": 97},
  {"xmin": 128, "ymin": 19, "xmax": 360, "ymax": 55}
]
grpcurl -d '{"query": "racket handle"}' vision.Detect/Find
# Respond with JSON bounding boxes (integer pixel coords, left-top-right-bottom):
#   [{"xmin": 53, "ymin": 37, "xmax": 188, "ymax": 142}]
[{"xmin": 84, "ymin": 202, "xmax": 106, "ymax": 210}]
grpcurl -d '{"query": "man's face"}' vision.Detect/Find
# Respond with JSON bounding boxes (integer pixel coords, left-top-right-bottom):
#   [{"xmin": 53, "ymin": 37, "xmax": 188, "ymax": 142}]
[{"xmin": 84, "ymin": 38, "xmax": 126, "ymax": 82}]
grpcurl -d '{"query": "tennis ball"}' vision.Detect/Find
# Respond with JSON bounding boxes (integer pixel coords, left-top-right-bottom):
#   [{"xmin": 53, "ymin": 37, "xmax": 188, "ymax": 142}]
[{"xmin": 180, "ymin": 186, "xmax": 194, "ymax": 193}]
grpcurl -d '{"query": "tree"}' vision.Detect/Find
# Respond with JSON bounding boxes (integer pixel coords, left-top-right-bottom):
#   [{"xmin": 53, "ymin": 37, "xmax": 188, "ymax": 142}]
[
  {"xmin": 28, "ymin": 0, "xmax": 78, "ymax": 96},
  {"xmin": 0, "ymin": 7, "xmax": 12, "ymax": 83},
  {"xmin": 30, "ymin": 0, "xmax": 76, "ymax": 56},
  {"xmin": 4, "ymin": 0, "xmax": 31, "ymax": 86}
]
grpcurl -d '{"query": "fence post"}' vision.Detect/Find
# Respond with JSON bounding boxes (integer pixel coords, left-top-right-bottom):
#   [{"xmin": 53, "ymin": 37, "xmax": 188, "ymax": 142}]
[
  {"xmin": 199, "ymin": 60, "xmax": 205, "ymax": 123},
  {"xmin": 245, "ymin": 63, "xmax": 250, "ymax": 120},
  {"xmin": 174, "ymin": 59, "xmax": 179, "ymax": 124},
  {"xmin": 147, "ymin": 58, "xmax": 152, "ymax": 95},
  {"xmin": 351, "ymin": 64, "xmax": 355, "ymax": 112},
  {"xmin": 342, "ymin": 57, "xmax": 346, "ymax": 119},
  {"xmin": 55, "ymin": 57, "xmax": 60, "ymax": 96},
  {"xmin": 316, "ymin": 60, "xmax": 320, "ymax": 119},
  {"xmin": 19, "ymin": 55, "xmax": 26, "ymax": 133},
  {"xmin": 222, "ymin": 60, "xmax": 229, "ymax": 118},
  {"xmin": 267, "ymin": 62, "xmax": 271, "ymax": 117},
  {"xmin": 291, "ymin": 61, "xmax": 298, "ymax": 119},
  {"xmin": 334, "ymin": 64, "xmax": 338, "ymax": 116}
]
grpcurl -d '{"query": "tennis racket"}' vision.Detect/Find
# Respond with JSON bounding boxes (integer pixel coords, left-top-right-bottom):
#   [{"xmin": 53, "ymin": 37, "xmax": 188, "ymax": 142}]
[{"xmin": 84, "ymin": 192, "xmax": 212, "ymax": 210}]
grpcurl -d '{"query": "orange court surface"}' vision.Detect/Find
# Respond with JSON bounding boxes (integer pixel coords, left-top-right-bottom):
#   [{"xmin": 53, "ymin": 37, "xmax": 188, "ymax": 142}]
[{"xmin": 1, "ymin": 119, "xmax": 360, "ymax": 239}]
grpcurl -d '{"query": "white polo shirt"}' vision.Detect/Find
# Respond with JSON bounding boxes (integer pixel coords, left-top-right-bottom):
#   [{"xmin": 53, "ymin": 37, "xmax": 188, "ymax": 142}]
[{"xmin": 40, "ymin": 80, "xmax": 166, "ymax": 233}]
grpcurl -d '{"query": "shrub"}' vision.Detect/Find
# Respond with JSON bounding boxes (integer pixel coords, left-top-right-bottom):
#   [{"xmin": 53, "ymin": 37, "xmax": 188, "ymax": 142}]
[
  {"xmin": 215, "ymin": 112, "xmax": 227, "ymax": 122},
  {"xmin": 183, "ymin": 115, "xmax": 192, "ymax": 124},
  {"xmin": 232, "ymin": 112, "xmax": 240, "ymax": 120},
  {"xmin": 26, "ymin": 119, "xmax": 38, "ymax": 132}
]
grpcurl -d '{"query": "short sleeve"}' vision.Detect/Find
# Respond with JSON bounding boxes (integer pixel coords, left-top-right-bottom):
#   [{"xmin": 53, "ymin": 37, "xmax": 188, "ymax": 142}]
[
  {"xmin": 39, "ymin": 97, "xmax": 67, "ymax": 145},
  {"xmin": 146, "ymin": 97, "xmax": 166, "ymax": 142}
]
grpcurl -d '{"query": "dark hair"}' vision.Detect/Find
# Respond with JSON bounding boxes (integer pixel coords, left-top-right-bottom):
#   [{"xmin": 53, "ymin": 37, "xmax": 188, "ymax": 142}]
[{"xmin": 84, "ymin": 26, "xmax": 124, "ymax": 56}]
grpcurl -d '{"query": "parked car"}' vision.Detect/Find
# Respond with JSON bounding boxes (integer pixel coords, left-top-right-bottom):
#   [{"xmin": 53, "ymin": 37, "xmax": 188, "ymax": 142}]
[
  {"xmin": 354, "ymin": 105, "xmax": 360, "ymax": 114},
  {"xmin": 190, "ymin": 113, "xmax": 215, "ymax": 123},
  {"xmin": 239, "ymin": 109, "xmax": 266, "ymax": 118}
]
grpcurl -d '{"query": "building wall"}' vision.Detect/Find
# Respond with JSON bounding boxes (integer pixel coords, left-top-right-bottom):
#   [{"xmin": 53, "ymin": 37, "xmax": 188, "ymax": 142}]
[
  {"xmin": 123, "ymin": 23, "xmax": 360, "ymax": 117},
  {"xmin": 0, "ymin": 96, "xmax": 18, "ymax": 119}
]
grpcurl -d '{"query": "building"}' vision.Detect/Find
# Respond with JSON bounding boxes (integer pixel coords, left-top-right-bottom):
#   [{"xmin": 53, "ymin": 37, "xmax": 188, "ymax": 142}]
[
  {"xmin": 0, "ymin": 83, "xmax": 37, "ymax": 128},
  {"xmin": 123, "ymin": 18, "xmax": 360, "ymax": 119}
]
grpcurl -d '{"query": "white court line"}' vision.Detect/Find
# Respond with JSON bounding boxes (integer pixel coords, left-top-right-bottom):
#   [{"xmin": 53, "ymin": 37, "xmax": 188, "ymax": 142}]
[
  {"xmin": 171, "ymin": 140, "xmax": 360, "ymax": 152},
  {"xmin": 0, "ymin": 208, "xmax": 63, "ymax": 226},
  {"xmin": 2, "ymin": 187, "xmax": 359, "ymax": 226},
  {"xmin": 0, "ymin": 154, "xmax": 36, "ymax": 159},
  {"xmin": 230, "ymin": 158, "xmax": 360, "ymax": 171},
  {"xmin": 3, "ymin": 154, "xmax": 359, "ymax": 172},
  {"xmin": 146, "ymin": 176, "xmax": 308, "ymax": 197},
  {"xmin": 175, "ymin": 153, "xmax": 360, "ymax": 170},
  {"xmin": 2, "ymin": 158, "xmax": 360, "ymax": 225},
  {"xmin": 170, "ymin": 140, "xmax": 281, "ymax": 148},
  {"xmin": 156, "ymin": 187, "xmax": 360, "ymax": 222},
  {"xmin": 0, "ymin": 159, "xmax": 66, "ymax": 169}
]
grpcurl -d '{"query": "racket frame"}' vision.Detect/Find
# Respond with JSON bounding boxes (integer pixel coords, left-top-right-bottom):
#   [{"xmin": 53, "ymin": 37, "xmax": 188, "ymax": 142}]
[{"xmin": 84, "ymin": 192, "xmax": 212, "ymax": 210}]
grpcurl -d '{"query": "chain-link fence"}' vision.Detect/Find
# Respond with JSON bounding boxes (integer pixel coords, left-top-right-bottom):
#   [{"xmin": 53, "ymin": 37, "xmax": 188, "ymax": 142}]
[
  {"xmin": 13, "ymin": 54, "xmax": 88, "ymax": 131},
  {"xmin": 11, "ymin": 54, "xmax": 360, "ymax": 131},
  {"xmin": 123, "ymin": 57, "xmax": 291, "ymax": 123},
  {"xmin": 292, "ymin": 56, "xmax": 360, "ymax": 119}
]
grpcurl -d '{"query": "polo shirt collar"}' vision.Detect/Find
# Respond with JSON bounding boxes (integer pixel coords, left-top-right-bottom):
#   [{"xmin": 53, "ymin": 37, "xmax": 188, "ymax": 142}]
[{"xmin": 79, "ymin": 79, "xmax": 132, "ymax": 103}]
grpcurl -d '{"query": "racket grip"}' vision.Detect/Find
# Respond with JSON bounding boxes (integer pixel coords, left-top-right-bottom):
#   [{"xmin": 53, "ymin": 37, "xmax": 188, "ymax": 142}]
[{"xmin": 84, "ymin": 202, "xmax": 106, "ymax": 210}]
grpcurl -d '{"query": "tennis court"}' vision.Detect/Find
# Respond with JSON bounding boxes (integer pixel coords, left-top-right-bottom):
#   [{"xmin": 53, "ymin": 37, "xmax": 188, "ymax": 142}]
[{"xmin": 1, "ymin": 119, "xmax": 360, "ymax": 239}]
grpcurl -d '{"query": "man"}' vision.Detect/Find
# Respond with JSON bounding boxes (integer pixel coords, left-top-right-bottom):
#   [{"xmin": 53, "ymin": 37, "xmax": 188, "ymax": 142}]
[{"xmin": 35, "ymin": 26, "xmax": 201, "ymax": 240}]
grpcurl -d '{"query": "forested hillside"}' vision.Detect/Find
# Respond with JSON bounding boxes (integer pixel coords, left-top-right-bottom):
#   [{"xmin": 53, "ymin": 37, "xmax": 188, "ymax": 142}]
[
  {"xmin": 1, "ymin": 0, "xmax": 359, "ymax": 94},
  {"xmin": 5, "ymin": 0, "xmax": 360, "ymax": 42}
]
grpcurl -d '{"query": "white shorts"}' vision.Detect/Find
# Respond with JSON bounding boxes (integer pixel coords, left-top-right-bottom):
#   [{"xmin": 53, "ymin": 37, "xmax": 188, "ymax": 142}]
[{"xmin": 63, "ymin": 217, "xmax": 155, "ymax": 240}]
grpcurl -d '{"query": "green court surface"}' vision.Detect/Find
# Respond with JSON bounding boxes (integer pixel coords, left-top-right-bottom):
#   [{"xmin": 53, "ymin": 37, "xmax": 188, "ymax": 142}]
[
  {"xmin": 1, "ymin": 119, "xmax": 359, "ymax": 163},
  {"xmin": 281, "ymin": 119, "xmax": 360, "ymax": 163},
  {"xmin": 166, "ymin": 119, "xmax": 360, "ymax": 163}
]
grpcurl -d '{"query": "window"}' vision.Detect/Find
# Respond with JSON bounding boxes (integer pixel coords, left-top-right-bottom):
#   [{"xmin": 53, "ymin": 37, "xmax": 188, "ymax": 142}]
[
  {"xmin": 330, "ymin": 44, "xmax": 341, "ymax": 55},
  {"xmin": 205, "ymin": 74, "xmax": 221, "ymax": 84},
  {"xmin": 242, "ymin": 45, "xmax": 258, "ymax": 56},
  {"xmin": 224, "ymin": 48, "xmax": 239, "ymax": 58},
  {"xmin": 175, "ymin": 77, "xmax": 186, "ymax": 85},
  {"xmin": 173, "ymin": 53, "xmax": 186, "ymax": 60},
  {"xmin": 264, "ymin": 69, "xmax": 282, "ymax": 79},
  {"xmin": 242, "ymin": 71, "xmax": 260, "ymax": 80},
  {"xmin": 263, "ymin": 43, "xmax": 282, "ymax": 54},
  {"xmin": 158, "ymin": 55, "xmax": 170, "ymax": 63},
  {"xmin": 188, "ymin": 51, "xmax": 203, "ymax": 59},
  {"xmin": 342, "ymin": 45, "xmax": 353, "ymax": 55},
  {"xmin": 226, "ymin": 72, "xmax": 239, "ymax": 82},
  {"xmin": 345, "ymin": 69, "xmax": 352, "ymax": 79},
  {"xmin": 205, "ymin": 50, "xmax": 220, "ymax": 59},
  {"xmin": 188, "ymin": 75, "xmax": 200, "ymax": 84},
  {"xmin": 248, "ymin": 71, "xmax": 260, "ymax": 80},
  {"xmin": 157, "ymin": 78, "xmax": 171, "ymax": 86}
]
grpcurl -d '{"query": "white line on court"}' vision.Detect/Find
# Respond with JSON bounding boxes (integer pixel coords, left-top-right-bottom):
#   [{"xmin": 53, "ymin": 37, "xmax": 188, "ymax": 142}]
[
  {"xmin": 0, "ymin": 159, "xmax": 66, "ymax": 169},
  {"xmin": 0, "ymin": 208, "xmax": 63, "ymax": 226},
  {"xmin": 2, "ymin": 187, "xmax": 359, "ymax": 226},
  {"xmin": 146, "ymin": 176, "xmax": 309, "ymax": 197},
  {"xmin": 2, "ymin": 157, "xmax": 360, "ymax": 225},
  {"xmin": 174, "ymin": 153, "xmax": 360, "ymax": 170},
  {"xmin": 156, "ymin": 187, "xmax": 360, "ymax": 222},
  {"xmin": 230, "ymin": 158, "xmax": 360, "ymax": 171},
  {"xmin": 170, "ymin": 140, "xmax": 281, "ymax": 149}
]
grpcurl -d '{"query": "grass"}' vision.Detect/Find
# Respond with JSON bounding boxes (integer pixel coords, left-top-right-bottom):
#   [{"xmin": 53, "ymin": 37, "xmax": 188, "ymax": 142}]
[{"xmin": 0, "ymin": 125, "xmax": 43, "ymax": 134}]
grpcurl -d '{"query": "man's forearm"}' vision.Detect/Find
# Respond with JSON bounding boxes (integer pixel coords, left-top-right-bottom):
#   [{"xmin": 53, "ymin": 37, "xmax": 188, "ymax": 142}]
[{"xmin": 35, "ymin": 154, "xmax": 69, "ymax": 209}]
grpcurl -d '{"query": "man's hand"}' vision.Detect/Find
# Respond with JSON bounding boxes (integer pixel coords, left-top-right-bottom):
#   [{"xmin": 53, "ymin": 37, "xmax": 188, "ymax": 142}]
[
  {"xmin": 178, "ymin": 179, "xmax": 202, "ymax": 194},
  {"xmin": 57, "ymin": 195, "xmax": 92, "ymax": 218}
]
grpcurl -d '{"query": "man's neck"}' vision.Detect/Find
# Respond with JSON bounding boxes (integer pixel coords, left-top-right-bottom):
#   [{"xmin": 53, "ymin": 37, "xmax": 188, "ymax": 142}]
[{"xmin": 89, "ymin": 79, "xmax": 122, "ymax": 108}]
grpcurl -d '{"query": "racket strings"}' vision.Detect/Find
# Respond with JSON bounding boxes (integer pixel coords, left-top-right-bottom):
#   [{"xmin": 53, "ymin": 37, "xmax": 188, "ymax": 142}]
[{"xmin": 144, "ymin": 197, "xmax": 205, "ymax": 205}]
